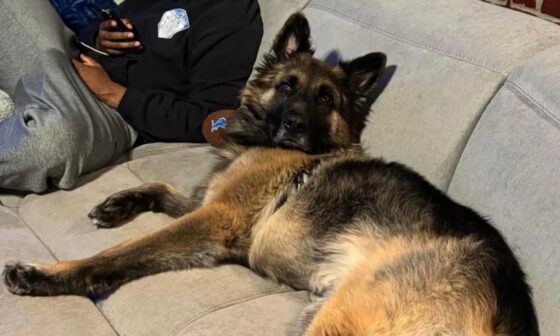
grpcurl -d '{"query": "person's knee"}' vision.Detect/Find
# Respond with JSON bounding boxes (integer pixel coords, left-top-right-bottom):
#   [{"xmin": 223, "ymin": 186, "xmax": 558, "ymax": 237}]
[
  {"xmin": 20, "ymin": 104, "xmax": 84, "ymax": 153},
  {"xmin": 0, "ymin": 111, "xmax": 87, "ymax": 191}
]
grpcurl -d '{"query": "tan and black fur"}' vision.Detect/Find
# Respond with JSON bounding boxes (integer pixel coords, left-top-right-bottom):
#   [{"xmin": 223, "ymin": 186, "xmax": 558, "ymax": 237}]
[{"xmin": 3, "ymin": 13, "xmax": 538, "ymax": 336}]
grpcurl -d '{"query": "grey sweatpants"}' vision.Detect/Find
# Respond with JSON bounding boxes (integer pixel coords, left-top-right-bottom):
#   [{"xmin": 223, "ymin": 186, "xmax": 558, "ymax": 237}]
[{"xmin": 0, "ymin": 0, "xmax": 137, "ymax": 192}]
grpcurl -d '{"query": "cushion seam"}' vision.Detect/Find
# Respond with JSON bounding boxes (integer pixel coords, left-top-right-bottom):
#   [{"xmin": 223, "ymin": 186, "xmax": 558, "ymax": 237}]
[
  {"xmin": 123, "ymin": 162, "xmax": 146, "ymax": 183},
  {"xmin": 443, "ymin": 76, "xmax": 508, "ymax": 192},
  {"xmin": 306, "ymin": 3, "xmax": 507, "ymax": 75},
  {"xmin": 506, "ymin": 81, "xmax": 560, "ymax": 129},
  {"xmin": 119, "ymin": 145, "xmax": 211, "ymax": 175},
  {"xmin": 170, "ymin": 287, "xmax": 294, "ymax": 336},
  {"xmin": 12, "ymin": 206, "xmax": 121, "ymax": 335},
  {"xmin": 86, "ymin": 165, "xmax": 142, "ymax": 336},
  {"xmin": 120, "ymin": 144, "xmax": 208, "ymax": 162},
  {"xmin": 16, "ymin": 204, "xmax": 60, "ymax": 262}
]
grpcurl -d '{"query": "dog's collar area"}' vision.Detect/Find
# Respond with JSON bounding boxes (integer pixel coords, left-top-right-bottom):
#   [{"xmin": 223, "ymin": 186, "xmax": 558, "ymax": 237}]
[
  {"xmin": 273, "ymin": 168, "xmax": 313, "ymax": 213},
  {"xmin": 292, "ymin": 169, "xmax": 311, "ymax": 192}
]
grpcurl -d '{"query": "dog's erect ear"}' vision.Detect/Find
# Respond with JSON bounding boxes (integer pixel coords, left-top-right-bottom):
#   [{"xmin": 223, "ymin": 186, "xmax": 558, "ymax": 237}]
[
  {"xmin": 340, "ymin": 52, "xmax": 387, "ymax": 94},
  {"xmin": 272, "ymin": 13, "xmax": 312, "ymax": 60}
]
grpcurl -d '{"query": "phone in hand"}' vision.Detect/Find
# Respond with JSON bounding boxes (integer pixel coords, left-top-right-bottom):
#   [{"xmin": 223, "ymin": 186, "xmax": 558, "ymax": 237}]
[{"xmin": 99, "ymin": 8, "xmax": 130, "ymax": 32}]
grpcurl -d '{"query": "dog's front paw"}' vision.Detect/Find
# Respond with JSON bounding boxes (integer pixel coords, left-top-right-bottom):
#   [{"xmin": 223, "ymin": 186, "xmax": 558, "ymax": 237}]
[
  {"xmin": 2, "ymin": 262, "xmax": 54, "ymax": 296},
  {"xmin": 88, "ymin": 191, "xmax": 143, "ymax": 228}
]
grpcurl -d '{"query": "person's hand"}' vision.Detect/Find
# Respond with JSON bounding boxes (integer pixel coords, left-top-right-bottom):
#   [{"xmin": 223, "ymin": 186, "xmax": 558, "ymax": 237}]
[
  {"xmin": 95, "ymin": 19, "xmax": 142, "ymax": 55},
  {"xmin": 72, "ymin": 54, "xmax": 126, "ymax": 108}
]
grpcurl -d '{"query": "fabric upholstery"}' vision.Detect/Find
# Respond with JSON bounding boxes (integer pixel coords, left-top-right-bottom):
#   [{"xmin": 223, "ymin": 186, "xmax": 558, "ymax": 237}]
[
  {"xmin": 116, "ymin": 143, "xmax": 208, "ymax": 163},
  {"xmin": 19, "ymin": 163, "xmax": 172, "ymax": 260},
  {"xmin": 448, "ymin": 44, "xmax": 560, "ymax": 336},
  {"xmin": 16, "ymin": 145, "xmax": 214, "ymax": 260},
  {"xmin": 98, "ymin": 267, "xmax": 303, "ymax": 336},
  {"xmin": 304, "ymin": 0, "xmax": 560, "ymax": 189},
  {"xmin": 179, "ymin": 291, "xmax": 309, "ymax": 336},
  {"xmin": 0, "ymin": 206, "xmax": 117, "ymax": 336}
]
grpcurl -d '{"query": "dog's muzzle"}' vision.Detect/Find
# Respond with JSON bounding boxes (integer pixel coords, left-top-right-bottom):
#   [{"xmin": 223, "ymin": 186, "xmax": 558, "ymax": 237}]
[{"xmin": 273, "ymin": 113, "xmax": 311, "ymax": 151}]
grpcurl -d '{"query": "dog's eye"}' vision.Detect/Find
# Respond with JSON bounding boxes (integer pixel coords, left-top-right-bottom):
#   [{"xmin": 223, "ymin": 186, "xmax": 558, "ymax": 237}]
[
  {"xmin": 277, "ymin": 82, "xmax": 293, "ymax": 94},
  {"xmin": 317, "ymin": 94, "xmax": 332, "ymax": 105}
]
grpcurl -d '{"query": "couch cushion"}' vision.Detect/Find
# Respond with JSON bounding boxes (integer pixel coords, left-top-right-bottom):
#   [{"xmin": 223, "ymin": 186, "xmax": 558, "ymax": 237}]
[
  {"xmin": 98, "ymin": 266, "xmax": 302, "ymax": 336},
  {"xmin": 16, "ymin": 145, "xmax": 307, "ymax": 335},
  {"xmin": 116, "ymin": 142, "xmax": 209, "ymax": 164},
  {"xmin": 179, "ymin": 291, "xmax": 309, "ymax": 336},
  {"xmin": 304, "ymin": 0, "xmax": 560, "ymax": 189},
  {"xmin": 447, "ymin": 44, "xmax": 560, "ymax": 335},
  {"xmin": 18, "ymin": 146, "xmax": 215, "ymax": 259},
  {"xmin": 19, "ymin": 163, "xmax": 171, "ymax": 260},
  {"xmin": 0, "ymin": 206, "xmax": 116, "ymax": 336}
]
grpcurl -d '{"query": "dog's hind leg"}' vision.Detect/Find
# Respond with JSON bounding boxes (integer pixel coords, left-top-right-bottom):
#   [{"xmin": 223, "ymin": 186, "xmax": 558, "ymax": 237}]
[
  {"xmin": 88, "ymin": 182, "xmax": 200, "ymax": 228},
  {"xmin": 3, "ymin": 204, "xmax": 241, "ymax": 296}
]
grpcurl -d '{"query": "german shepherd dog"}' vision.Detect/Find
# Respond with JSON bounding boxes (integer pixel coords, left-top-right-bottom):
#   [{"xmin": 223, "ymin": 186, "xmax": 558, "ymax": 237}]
[{"xmin": 3, "ymin": 13, "xmax": 538, "ymax": 336}]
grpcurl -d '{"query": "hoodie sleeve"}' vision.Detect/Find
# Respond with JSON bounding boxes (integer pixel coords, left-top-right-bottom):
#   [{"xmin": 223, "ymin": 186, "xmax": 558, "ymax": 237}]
[
  {"xmin": 78, "ymin": 19, "xmax": 101, "ymax": 47},
  {"xmin": 116, "ymin": 18, "xmax": 263, "ymax": 142}
]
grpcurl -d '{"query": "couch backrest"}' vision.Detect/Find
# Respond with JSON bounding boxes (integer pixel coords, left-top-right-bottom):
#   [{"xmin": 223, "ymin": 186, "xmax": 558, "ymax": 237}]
[
  {"xmin": 303, "ymin": 0, "xmax": 560, "ymax": 190},
  {"xmin": 256, "ymin": 0, "xmax": 560, "ymax": 333},
  {"xmin": 257, "ymin": 0, "xmax": 560, "ymax": 189},
  {"xmin": 448, "ymin": 44, "xmax": 560, "ymax": 336}
]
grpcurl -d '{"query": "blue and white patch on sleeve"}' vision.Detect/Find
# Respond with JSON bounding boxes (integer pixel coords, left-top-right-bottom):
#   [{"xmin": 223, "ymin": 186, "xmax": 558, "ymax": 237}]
[
  {"xmin": 158, "ymin": 8, "xmax": 190, "ymax": 39},
  {"xmin": 211, "ymin": 117, "xmax": 228, "ymax": 132}
]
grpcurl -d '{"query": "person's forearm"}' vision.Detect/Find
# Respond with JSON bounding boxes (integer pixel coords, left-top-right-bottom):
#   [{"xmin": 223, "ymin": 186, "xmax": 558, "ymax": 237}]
[
  {"xmin": 116, "ymin": 87, "xmax": 214, "ymax": 142},
  {"xmin": 72, "ymin": 54, "xmax": 127, "ymax": 109},
  {"xmin": 99, "ymin": 83, "xmax": 127, "ymax": 108}
]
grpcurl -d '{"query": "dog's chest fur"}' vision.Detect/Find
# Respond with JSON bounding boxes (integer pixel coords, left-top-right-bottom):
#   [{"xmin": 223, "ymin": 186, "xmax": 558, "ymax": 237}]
[
  {"xmin": 201, "ymin": 147, "xmax": 320, "ymax": 287},
  {"xmin": 202, "ymin": 147, "xmax": 314, "ymax": 209}
]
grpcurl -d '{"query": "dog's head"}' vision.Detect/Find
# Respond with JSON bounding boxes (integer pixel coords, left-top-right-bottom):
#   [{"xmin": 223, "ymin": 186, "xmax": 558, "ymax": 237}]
[{"xmin": 224, "ymin": 13, "xmax": 386, "ymax": 154}]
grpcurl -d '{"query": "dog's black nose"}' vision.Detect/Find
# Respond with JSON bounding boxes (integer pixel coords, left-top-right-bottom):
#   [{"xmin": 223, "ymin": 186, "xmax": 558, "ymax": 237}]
[{"xmin": 282, "ymin": 114, "xmax": 308, "ymax": 134}]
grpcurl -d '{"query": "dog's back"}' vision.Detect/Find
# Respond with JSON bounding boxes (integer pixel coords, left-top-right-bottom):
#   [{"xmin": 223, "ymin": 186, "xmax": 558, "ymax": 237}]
[{"xmin": 284, "ymin": 155, "xmax": 539, "ymax": 336}]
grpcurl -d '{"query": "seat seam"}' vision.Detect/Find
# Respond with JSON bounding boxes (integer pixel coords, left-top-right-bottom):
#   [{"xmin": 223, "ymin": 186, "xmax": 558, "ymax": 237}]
[
  {"xmin": 123, "ymin": 162, "xmax": 148, "ymax": 183},
  {"xmin": 170, "ymin": 287, "xmax": 294, "ymax": 336},
  {"xmin": 120, "ymin": 143, "xmax": 208, "ymax": 163},
  {"xmin": 445, "ymin": 78, "xmax": 560, "ymax": 192},
  {"xmin": 306, "ymin": 3, "xmax": 507, "ymax": 75},
  {"xmin": 443, "ymin": 76, "xmax": 508, "ymax": 191},
  {"xmin": 12, "ymin": 205, "xmax": 121, "ymax": 335},
  {"xmin": 506, "ymin": 81, "xmax": 560, "ymax": 129},
  {"xmin": 120, "ymin": 146, "xmax": 212, "ymax": 180},
  {"xmin": 15, "ymin": 206, "xmax": 59, "ymax": 262}
]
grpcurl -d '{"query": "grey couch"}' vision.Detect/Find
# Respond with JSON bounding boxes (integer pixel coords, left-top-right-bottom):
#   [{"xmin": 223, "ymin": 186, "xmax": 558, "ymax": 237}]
[{"xmin": 1, "ymin": 0, "xmax": 559, "ymax": 335}]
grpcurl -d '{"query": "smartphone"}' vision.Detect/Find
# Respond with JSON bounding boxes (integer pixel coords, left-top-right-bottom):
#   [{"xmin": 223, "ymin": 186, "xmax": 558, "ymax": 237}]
[{"xmin": 99, "ymin": 8, "xmax": 130, "ymax": 32}]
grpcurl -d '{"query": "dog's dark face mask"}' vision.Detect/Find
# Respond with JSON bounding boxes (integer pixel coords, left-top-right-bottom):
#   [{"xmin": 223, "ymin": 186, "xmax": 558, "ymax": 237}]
[{"xmin": 224, "ymin": 13, "xmax": 386, "ymax": 154}]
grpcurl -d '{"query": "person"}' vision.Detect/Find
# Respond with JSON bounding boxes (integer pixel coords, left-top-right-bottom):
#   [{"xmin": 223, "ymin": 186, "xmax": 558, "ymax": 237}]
[{"xmin": 0, "ymin": 0, "xmax": 263, "ymax": 192}]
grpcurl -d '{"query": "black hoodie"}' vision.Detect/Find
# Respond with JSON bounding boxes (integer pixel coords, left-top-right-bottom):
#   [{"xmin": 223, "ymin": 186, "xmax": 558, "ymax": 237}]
[{"xmin": 80, "ymin": 0, "xmax": 262, "ymax": 143}]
